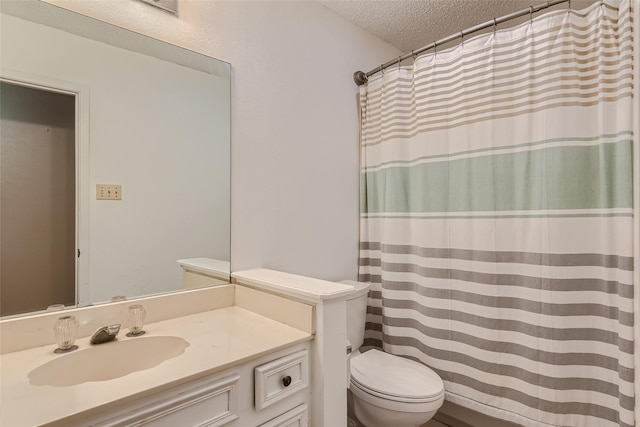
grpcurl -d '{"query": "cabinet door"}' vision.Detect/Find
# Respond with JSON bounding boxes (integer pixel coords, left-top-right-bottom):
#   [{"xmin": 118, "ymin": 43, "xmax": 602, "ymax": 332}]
[
  {"xmin": 258, "ymin": 404, "xmax": 308, "ymax": 427},
  {"xmin": 94, "ymin": 373, "xmax": 240, "ymax": 427}
]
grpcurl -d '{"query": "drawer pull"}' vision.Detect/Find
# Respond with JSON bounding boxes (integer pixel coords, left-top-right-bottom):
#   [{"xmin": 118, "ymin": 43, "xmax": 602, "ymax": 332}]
[{"xmin": 282, "ymin": 375, "xmax": 292, "ymax": 387}]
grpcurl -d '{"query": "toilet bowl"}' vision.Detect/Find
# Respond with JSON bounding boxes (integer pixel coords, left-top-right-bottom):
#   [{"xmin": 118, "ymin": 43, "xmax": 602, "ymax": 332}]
[
  {"xmin": 341, "ymin": 280, "xmax": 444, "ymax": 427},
  {"xmin": 350, "ymin": 349, "xmax": 444, "ymax": 427}
]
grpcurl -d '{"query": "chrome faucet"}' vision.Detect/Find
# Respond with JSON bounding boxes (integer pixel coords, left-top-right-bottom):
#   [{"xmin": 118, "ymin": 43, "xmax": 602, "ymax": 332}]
[{"xmin": 90, "ymin": 324, "xmax": 121, "ymax": 345}]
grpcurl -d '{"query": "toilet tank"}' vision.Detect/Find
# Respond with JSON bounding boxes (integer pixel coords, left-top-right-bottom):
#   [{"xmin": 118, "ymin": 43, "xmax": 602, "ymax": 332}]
[{"xmin": 340, "ymin": 280, "xmax": 371, "ymax": 352}]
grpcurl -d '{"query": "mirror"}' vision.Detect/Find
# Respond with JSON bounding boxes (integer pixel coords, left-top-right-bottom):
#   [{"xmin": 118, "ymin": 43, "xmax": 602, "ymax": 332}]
[{"xmin": 0, "ymin": 1, "xmax": 231, "ymax": 317}]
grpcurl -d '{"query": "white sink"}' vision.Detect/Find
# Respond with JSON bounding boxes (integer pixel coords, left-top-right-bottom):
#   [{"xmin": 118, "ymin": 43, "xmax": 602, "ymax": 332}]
[{"xmin": 28, "ymin": 336, "xmax": 190, "ymax": 387}]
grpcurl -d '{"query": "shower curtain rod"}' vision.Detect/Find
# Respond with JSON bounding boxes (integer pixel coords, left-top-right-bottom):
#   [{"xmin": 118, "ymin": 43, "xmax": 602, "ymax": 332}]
[{"xmin": 353, "ymin": 0, "xmax": 570, "ymax": 86}]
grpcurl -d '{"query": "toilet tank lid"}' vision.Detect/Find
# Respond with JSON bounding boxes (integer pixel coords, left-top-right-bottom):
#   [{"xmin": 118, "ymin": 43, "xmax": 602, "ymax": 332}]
[{"xmin": 339, "ymin": 280, "xmax": 370, "ymax": 298}]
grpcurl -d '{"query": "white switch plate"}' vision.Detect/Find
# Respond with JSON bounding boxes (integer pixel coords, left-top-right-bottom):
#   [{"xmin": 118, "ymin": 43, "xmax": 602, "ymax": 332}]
[{"xmin": 96, "ymin": 184, "xmax": 122, "ymax": 200}]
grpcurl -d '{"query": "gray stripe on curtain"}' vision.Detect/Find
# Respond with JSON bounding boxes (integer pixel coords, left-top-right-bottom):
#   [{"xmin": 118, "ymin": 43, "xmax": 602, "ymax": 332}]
[
  {"xmin": 359, "ymin": 243, "xmax": 635, "ymax": 271},
  {"xmin": 366, "ymin": 304, "xmax": 634, "ymax": 355},
  {"xmin": 362, "ymin": 336, "xmax": 634, "ymax": 426},
  {"xmin": 383, "ymin": 336, "xmax": 634, "ymax": 411},
  {"xmin": 373, "ymin": 282, "xmax": 634, "ymax": 325},
  {"xmin": 359, "ymin": 268, "xmax": 634, "ymax": 302}
]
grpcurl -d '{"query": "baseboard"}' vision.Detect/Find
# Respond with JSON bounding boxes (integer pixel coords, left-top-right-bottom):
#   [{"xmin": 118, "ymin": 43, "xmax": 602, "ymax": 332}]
[
  {"xmin": 433, "ymin": 411, "xmax": 474, "ymax": 427},
  {"xmin": 433, "ymin": 401, "xmax": 520, "ymax": 427}
]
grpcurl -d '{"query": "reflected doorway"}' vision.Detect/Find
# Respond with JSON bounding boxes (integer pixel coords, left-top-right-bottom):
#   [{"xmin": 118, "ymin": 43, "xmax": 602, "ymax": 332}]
[{"xmin": 1, "ymin": 81, "xmax": 76, "ymax": 316}]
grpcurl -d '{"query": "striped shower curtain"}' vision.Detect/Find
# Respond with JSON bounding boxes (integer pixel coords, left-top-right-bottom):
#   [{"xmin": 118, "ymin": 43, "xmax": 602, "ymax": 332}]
[{"xmin": 358, "ymin": 1, "xmax": 635, "ymax": 426}]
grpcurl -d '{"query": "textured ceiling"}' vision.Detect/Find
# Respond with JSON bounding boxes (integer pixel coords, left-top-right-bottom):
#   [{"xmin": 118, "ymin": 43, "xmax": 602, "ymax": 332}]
[{"xmin": 319, "ymin": 0, "xmax": 597, "ymax": 53}]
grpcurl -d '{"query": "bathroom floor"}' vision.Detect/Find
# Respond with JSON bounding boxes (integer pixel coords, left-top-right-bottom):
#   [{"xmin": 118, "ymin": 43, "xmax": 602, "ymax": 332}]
[
  {"xmin": 425, "ymin": 420, "xmax": 451, "ymax": 427},
  {"xmin": 348, "ymin": 417, "xmax": 450, "ymax": 427}
]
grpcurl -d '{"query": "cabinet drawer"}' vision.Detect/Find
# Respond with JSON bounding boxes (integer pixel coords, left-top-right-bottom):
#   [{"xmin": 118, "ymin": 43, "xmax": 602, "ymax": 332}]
[
  {"xmin": 259, "ymin": 404, "xmax": 308, "ymax": 427},
  {"xmin": 94, "ymin": 373, "xmax": 240, "ymax": 427},
  {"xmin": 255, "ymin": 349, "xmax": 308, "ymax": 411}
]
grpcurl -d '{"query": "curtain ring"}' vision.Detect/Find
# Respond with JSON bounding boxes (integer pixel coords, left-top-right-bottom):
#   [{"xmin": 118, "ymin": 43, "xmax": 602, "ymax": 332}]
[
  {"xmin": 380, "ymin": 64, "xmax": 384, "ymax": 75},
  {"xmin": 433, "ymin": 40, "xmax": 438, "ymax": 54},
  {"xmin": 529, "ymin": 6, "xmax": 534, "ymax": 22},
  {"xmin": 493, "ymin": 18, "xmax": 497, "ymax": 33},
  {"xmin": 460, "ymin": 30, "xmax": 464, "ymax": 46},
  {"xmin": 411, "ymin": 49, "xmax": 416, "ymax": 60}
]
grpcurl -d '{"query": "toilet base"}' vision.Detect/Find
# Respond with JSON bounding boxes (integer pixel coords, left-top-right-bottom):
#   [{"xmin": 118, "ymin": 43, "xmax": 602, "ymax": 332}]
[{"xmin": 352, "ymin": 393, "xmax": 438, "ymax": 427}]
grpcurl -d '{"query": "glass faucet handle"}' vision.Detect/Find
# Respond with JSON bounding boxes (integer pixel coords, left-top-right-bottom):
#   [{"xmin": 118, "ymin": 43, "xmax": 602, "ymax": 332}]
[
  {"xmin": 53, "ymin": 315, "xmax": 79, "ymax": 353},
  {"xmin": 127, "ymin": 304, "xmax": 147, "ymax": 337}
]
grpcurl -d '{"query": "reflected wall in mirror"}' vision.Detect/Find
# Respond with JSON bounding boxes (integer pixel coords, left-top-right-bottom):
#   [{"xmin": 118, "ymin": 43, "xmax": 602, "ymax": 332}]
[{"xmin": 0, "ymin": 1, "xmax": 231, "ymax": 317}]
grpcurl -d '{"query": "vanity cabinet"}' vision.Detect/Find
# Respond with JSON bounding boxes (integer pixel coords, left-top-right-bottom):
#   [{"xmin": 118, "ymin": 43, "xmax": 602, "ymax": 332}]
[
  {"xmin": 258, "ymin": 404, "xmax": 308, "ymax": 427},
  {"xmin": 0, "ymin": 275, "xmax": 343, "ymax": 427},
  {"xmin": 90, "ymin": 373, "xmax": 240, "ymax": 427},
  {"xmin": 65, "ymin": 343, "xmax": 310, "ymax": 427}
]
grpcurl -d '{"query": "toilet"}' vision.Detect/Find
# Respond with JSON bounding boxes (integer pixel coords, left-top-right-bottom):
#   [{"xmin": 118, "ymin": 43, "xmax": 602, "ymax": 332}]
[{"xmin": 342, "ymin": 280, "xmax": 444, "ymax": 427}]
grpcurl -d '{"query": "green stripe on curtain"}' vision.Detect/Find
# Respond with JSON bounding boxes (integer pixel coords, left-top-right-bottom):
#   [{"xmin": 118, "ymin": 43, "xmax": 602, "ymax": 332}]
[
  {"xmin": 363, "ymin": 140, "xmax": 633, "ymax": 213},
  {"xmin": 363, "ymin": 131, "xmax": 633, "ymax": 171}
]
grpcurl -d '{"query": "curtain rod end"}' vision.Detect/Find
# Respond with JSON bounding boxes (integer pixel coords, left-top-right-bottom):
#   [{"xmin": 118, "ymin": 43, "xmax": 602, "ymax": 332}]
[{"xmin": 353, "ymin": 71, "xmax": 368, "ymax": 86}]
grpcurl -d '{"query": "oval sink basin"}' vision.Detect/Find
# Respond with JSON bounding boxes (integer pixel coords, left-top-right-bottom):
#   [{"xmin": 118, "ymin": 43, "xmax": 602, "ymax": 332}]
[{"xmin": 28, "ymin": 336, "xmax": 190, "ymax": 387}]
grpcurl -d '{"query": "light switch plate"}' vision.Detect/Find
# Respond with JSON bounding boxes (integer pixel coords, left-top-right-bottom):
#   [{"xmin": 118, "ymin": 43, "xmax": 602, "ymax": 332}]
[{"xmin": 96, "ymin": 184, "xmax": 122, "ymax": 200}]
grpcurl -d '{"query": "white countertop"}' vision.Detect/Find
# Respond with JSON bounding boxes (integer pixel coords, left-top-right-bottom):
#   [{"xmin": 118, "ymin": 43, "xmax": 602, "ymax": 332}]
[
  {"xmin": 232, "ymin": 268, "xmax": 355, "ymax": 303},
  {"xmin": 0, "ymin": 306, "xmax": 312, "ymax": 427},
  {"xmin": 177, "ymin": 257, "xmax": 230, "ymax": 277}
]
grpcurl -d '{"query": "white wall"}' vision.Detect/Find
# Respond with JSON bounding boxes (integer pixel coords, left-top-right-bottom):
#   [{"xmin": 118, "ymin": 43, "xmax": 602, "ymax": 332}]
[{"xmin": 39, "ymin": 0, "xmax": 401, "ymax": 282}]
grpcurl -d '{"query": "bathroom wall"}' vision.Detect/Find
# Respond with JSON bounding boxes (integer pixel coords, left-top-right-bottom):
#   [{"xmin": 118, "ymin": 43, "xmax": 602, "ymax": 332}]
[{"xmin": 38, "ymin": 0, "xmax": 401, "ymax": 282}]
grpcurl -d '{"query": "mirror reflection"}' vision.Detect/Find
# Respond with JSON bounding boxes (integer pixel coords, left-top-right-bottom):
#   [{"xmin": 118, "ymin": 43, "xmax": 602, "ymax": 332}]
[{"xmin": 0, "ymin": 1, "xmax": 231, "ymax": 317}]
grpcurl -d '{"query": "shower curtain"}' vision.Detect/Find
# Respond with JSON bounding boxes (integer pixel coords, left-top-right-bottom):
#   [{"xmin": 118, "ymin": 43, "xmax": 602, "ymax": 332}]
[{"xmin": 358, "ymin": 1, "xmax": 635, "ymax": 426}]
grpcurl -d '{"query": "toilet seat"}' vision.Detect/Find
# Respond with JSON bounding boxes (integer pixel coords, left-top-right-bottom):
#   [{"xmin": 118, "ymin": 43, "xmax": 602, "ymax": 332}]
[{"xmin": 350, "ymin": 349, "xmax": 444, "ymax": 403}]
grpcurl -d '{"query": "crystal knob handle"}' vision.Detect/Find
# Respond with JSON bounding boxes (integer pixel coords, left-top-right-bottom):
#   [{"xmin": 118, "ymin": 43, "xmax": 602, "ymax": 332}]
[
  {"xmin": 127, "ymin": 304, "xmax": 147, "ymax": 337},
  {"xmin": 53, "ymin": 315, "xmax": 79, "ymax": 353}
]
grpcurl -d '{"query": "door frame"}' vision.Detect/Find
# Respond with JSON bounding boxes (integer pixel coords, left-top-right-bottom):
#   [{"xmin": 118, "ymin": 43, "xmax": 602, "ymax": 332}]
[{"xmin": 1, "ymin": 68, "xmax": 90, "ymax": 308}]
